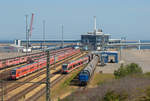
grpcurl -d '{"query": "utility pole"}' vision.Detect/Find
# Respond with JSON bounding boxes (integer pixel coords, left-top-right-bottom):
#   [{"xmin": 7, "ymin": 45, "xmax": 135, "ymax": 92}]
[
  {"xmin": 62, "ymin": 24, "xmax": 64, "ymax": 48},
  {"xmin": 46, "ymin": 50, "xmax": 50, "ymax": 101},
  {"xmin": 1, "ymin": 80, "xmax": 4, "ymax": 101},
  {"xmin": 54, "ymin": 47, "xmax": 56, "ymax": 70},
  {"xmin": 25, "ymin": 15, "xmax": 28, "ymax": 55},
  {"xmin": 120, "ymin": 37, "xmax": 123, "ymax": 61},
  {"xmin": 43, "ymin": 20, "xmax": 46, "ymax": 51},
  {"xmin": 94, "ymin": 16, "xmax": 97, "ymax": 50}
]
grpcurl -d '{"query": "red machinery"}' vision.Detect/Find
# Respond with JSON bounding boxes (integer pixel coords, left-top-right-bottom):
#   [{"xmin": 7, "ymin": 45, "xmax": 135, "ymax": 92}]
[
  {"xmin": 11, "ymin": 49, "xmax": 80, "ymax": 79},
  {"xmin": 29, "ymin": 13, "xmax": 34, "ymax": 37}
]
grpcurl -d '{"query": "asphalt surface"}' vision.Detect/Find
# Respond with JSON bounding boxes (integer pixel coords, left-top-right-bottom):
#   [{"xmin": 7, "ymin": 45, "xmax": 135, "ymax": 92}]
[{"xmin": 96, "ymin": 49, "xmax": 150, "ymax": 73}]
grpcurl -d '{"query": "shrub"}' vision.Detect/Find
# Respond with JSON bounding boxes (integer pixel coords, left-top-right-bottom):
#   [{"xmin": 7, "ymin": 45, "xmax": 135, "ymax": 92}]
[
  {"xmin": 103, "ymin": 91, "xmax": 119, "ymax": 101},
  {"xmin": 114, "ymin": 63, "xmax": 143, "ymax": 79},
  {"xmin": 144, "ymin": 72, "xmax": 150, "ymax": 77},
  {"xmin": 138, "ymin": 88, "xmax": 150, "ymax": 101},
  {"xmin": 61, "ymin": 76, "xmax": 150, "ymax": 101},
  {"xmin": 103, "ymin": 90, "xmax": 127, "ymax": 101}
]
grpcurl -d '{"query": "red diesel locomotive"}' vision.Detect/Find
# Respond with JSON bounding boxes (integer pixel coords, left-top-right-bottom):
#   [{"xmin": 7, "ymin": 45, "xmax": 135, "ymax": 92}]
[{"xmin": 11, "ymin": 49, "xmax": 80, "ymax": 79}]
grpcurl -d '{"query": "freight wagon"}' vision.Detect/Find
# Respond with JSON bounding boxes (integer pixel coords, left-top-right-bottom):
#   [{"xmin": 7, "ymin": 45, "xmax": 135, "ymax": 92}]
[{"xmin": 79, "ymin": 55, "xmax": 99, "ymax": 85}]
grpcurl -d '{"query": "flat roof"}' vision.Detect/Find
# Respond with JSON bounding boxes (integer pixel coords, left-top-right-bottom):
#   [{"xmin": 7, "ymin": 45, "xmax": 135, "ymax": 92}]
[
  {"xmin": 81, "ymin": 34, "xmax": 110, "ymax": 36},
  {"xmin": 92, "ymin": 51, "xmax": 118, "ymax": 54},
  {"xmin": 109, "ymin": 39, "xmax": 121, "ymax": 41}
]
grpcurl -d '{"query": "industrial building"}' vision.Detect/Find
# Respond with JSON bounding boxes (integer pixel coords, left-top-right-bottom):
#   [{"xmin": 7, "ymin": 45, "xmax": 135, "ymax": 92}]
[
  {"xmin": 81, "ymin": 29, "xmax": 110, "ymax": 50},
  {"xmin": 81, "ymin": 16, "xmax": 110, "ymax": 50}
]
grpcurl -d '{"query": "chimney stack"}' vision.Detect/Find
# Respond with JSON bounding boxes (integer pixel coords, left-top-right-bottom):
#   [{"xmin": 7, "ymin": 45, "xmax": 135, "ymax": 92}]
[{"xmin": 94, "ymin": 16, "xmax": 96, "ymax": 34}]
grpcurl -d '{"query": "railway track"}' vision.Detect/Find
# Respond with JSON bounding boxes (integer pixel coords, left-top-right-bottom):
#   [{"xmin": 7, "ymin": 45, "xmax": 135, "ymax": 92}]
[
  {"xmin": 0, "ymin": 47, "xmax": 71, "ymax": 71},
  {"xmin": 1, "ymin": 52, "xmax": 86, "ymax": 101},
  {"xmin": 27, "ymin": 75, "xmax": 65, "ymax": 101},
  {"xmin": 6, "ymin": 53, "xmax": 84, "ymax": 101},
  {"xmin": 0, "ymin": 49, "xmax": 73, "ymax": 80},
  {"xmin": 0, "ymin": 54, "xmax": 79, "ymax": 93},
  {"xmin": 26, "ymin": 53, "xmax": 88, "ymax": 101},
  {"xmin": 0, "ymin": 47, "xmax": 70, "ymax": 70},
  {"xmin": 0, "ymin": 63, "xmax": 27, "ymax": 80}
]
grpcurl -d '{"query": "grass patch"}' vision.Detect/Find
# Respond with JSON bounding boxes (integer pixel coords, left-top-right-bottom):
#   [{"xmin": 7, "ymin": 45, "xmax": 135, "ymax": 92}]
[
  {"xmin": 62, "ymin": 70, "xmax": 80, "ymax": 87},
  {"xmin": 89, "ymin": 73, "xmax": 115, "ymax": 86},
  {"xmin": 61, "ymin": 75, "xmax": 150, "ymax": 101},
  {"xmin": 143, "ymin": 72, "xmax": 150, "ymax": 77},
  {"xmin": 38, "ymin": 66, "xmax": 84, "ymax": 101},
  {"xmin": 51, "ymin": 65, "xmax": 86, "ymax": 100},
  {"xmin": 37, "ymin": 53, "xmax": 88, "ymax": 101}
]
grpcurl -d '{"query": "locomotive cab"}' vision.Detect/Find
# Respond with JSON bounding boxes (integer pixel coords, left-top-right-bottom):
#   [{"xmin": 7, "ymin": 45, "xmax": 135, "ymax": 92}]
[
  {"xmin": 79, "ymin": 70, "xmax": 90, "ymax": 85},
  {"xmin": 62, "ymin": 64, "xmax": 68, "ymax": 73},
  {"xmin": 11, "ymin": 70, "xmax": 16, "ymax": 79}
]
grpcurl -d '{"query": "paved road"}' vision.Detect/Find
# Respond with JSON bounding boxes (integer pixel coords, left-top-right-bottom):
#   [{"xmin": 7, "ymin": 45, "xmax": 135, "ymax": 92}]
[
  {"xmin": 95, "ymin": 63, "xmax": 120, "ymax": 73},
  {"xmin": 121, "ymin": 49, "xmax": 150, "ymax": 73},
  {"xmin": 96, "ymin": 49, "xmax": 150, "ymax": 73}
]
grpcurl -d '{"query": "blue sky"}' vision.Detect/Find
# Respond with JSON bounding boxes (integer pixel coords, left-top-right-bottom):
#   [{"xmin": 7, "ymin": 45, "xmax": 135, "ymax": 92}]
[{"xmin": 0, "ymin": 0, "xmax": 150, "ymax": 40}]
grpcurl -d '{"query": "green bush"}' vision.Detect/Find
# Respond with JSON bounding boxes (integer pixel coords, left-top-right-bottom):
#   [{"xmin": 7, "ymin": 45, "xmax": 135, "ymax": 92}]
[
  {"xmin": 144, "ymin": 72, "xmax": 150, "ymax": 77},
  {"xmin": 137, "ymin": 88, "xmax": 150, "ymax": 101},
  {"xmin": 114, "ymin": 63, "xmax": 143, "ymax": 79},
  {"xmin": 103, "ymin": 91, "xmax": 127, "ymax": 101},
  {"xmin": 103, "ymin": 91, "xmax": 119, "ymax": 101}
]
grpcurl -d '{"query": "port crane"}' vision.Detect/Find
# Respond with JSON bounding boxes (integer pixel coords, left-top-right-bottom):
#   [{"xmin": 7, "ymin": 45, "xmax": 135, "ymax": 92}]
[{"xmin": 28, "ymin": 13, "xmax": 34, "ymax": 47}]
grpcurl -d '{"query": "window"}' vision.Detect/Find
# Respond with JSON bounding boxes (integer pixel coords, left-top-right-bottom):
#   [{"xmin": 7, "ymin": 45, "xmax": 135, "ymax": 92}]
[
  {"xmin": 31, "ymin": 66, "xmax": 34, "ymax": 69},
  {"xmin": 78, "ymin": 63, "xmax": 80, "ymax": 65},
  {"xmin": 62, "ymin": 64, "xmax": 68, "ymax": 70},
  {"xmin": 68, "ymin": 66, "xmax": 72, "ymax": 70},
  {"xmin": 2, "ymin": 61, "xmax": 6, "ymax": 64},
  {"xmin": 11, "ymin": 70, "xmax": 16, "ymax": 75}
]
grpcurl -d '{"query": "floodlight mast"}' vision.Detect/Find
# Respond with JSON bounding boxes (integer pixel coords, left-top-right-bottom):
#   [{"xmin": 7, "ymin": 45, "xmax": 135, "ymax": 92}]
[
  {"xmin": 62, "ymin": 24, "xmax": 64, "ymax": 47},
  {"xmin": 25, "ymin": 15, "xmax": 28, "ymax": 55},
  {"xmin": 29, "ymin": 13, "xmax": 34, "ymax": 47},
  {"xmin": 43, "ymin": 20, "xmax": 46, "ymax": 50}
]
